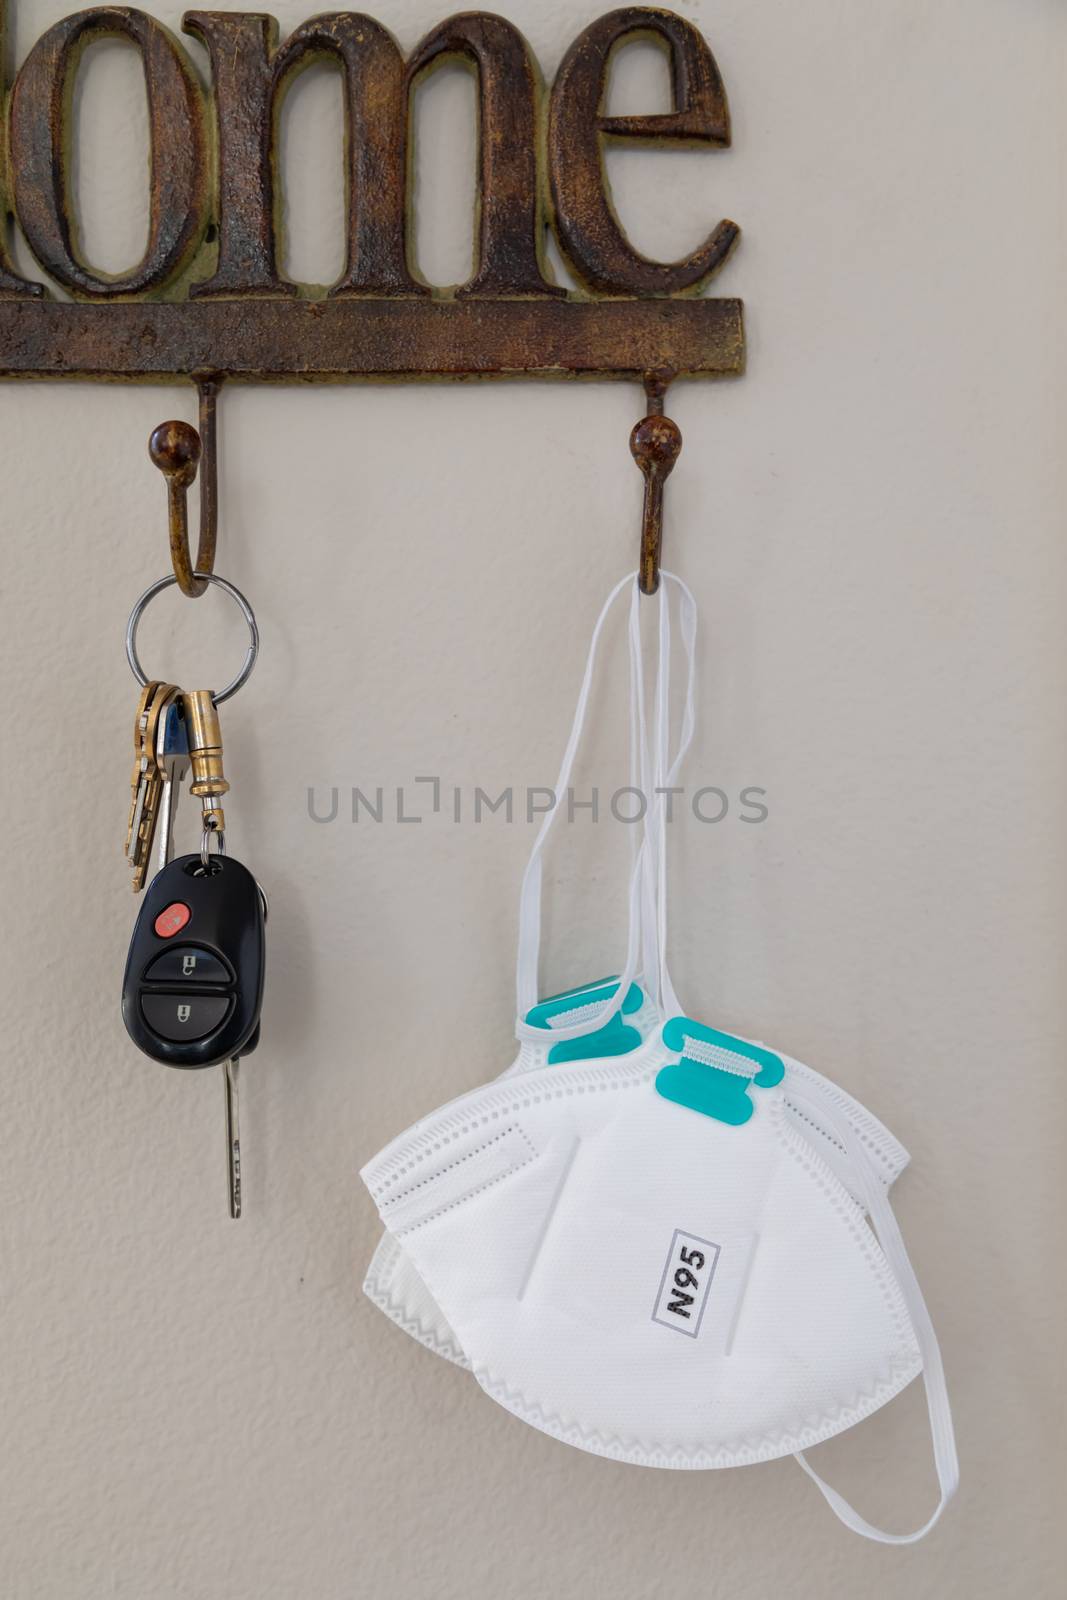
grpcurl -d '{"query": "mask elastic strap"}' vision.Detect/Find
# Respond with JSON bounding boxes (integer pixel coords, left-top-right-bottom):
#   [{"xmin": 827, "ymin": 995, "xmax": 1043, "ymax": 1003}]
[
  {"xmin": 515, "ymin": 574, "xmax": 650, "ymax": 1042},
  {"xmin": 645, "ymin": 571, "xmax": 698, "ymax": 1021},
  {"xmin": 787, "ymin": 1084, "xmax": 959, "ymax": 1544},
  {"xmin": 634, "ymin": 587, "xmax": 659, "ymax": 1007}
]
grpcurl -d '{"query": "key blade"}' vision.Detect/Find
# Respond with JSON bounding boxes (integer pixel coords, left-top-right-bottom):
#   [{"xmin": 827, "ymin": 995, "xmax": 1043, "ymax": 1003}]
[
  {"xmin": 224, "ymin": 1058, "xmax": 242, "ymax": 1220},
  {"xmin": 154, "ymin": 776, "xmax": 177, "ymax": 880},
  {"xmin": 126, "ymin": 776, "xmax": 148, "ymax": 862},
  {"xmin": 154, "ymin": 697, "xmax": 190, "ymax": 876}
]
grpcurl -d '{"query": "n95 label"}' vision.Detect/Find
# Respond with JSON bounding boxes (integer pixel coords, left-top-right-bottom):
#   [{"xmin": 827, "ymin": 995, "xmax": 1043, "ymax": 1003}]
[{"xmin": 652, "ymin": 1229, "xmax": 721, "ymax": 1338}]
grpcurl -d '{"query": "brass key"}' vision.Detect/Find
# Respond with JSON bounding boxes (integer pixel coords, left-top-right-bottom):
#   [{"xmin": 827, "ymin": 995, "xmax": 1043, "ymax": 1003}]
[
  {"xmin": 129, "ymin": 685, "xmax": 173, "ymax": 890},
  {"xmin": 125, "ymin": 680, "xmax": 160, "ymax": 863},
  {"xmin": 126, "ymin": 682, "xmax": 179, "ymax": 891},
  {"xmin": 185, "ymin": 689, "xmax": 230, "ymax": 848}
]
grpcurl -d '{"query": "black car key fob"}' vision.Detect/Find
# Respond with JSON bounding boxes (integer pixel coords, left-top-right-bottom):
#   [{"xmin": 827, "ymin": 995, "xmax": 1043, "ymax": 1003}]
[{"xmin": 121, "ymin": 853, "xmax": 265, "ymax": 1069}]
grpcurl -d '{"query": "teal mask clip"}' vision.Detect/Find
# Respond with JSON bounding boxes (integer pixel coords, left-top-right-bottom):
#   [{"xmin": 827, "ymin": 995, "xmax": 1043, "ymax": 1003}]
[
  {"xmin": 526, "ymin": 978, "xmax": 643, "ymax": 1063},
  {"xmin": 656, "ymin": 1016, "xmax": 784, "ymax": 1125}
]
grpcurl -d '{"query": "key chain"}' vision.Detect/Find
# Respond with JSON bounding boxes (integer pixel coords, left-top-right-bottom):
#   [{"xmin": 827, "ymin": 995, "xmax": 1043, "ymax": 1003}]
[{"xmin": 120, "ymin": 567, "xmax": 265, "ymax": 1220}]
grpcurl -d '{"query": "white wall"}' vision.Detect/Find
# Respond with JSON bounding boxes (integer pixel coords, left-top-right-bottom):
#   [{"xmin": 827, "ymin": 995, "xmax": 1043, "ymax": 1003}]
[{"xmin": 0, "ymin": 2, "xmax": 1062, "ymax": 1596}]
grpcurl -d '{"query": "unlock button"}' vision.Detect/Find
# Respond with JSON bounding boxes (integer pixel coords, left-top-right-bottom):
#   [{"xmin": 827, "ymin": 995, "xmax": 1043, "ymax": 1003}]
[
  {"xmin": 143, "ymin": 946, "xmax": 231, "ymax": 985},
  {"xmin": 140, "ymin": 993, "xmax": 232, "ymax": 1043}
]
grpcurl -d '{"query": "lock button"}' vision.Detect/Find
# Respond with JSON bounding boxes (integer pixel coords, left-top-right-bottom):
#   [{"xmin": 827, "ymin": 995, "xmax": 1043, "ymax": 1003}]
[
  {"xmin": 140, "ymin": 993, "xmax": 233, "ymax": 1043},
  {"xmin": 142, "ymin": 946, "xmax": 232, "ymax": 986}
]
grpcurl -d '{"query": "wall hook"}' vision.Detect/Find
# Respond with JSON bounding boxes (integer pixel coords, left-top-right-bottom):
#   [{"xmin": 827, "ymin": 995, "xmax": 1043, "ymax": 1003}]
[
  {"xmin": 631, "ymin": 372, "xmax": 683, "ymax": 596},
  {"xmin": 148, "ymin": 376, "xmax": 223, "ymax": 598}
]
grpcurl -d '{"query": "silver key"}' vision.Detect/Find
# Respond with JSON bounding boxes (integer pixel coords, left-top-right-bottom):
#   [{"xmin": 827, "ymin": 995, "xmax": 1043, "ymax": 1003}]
[
  {"xmin": 154, "ymin": 694, "xmax": 191, "ymax": 877},
  {"xmin": 225, "ymin": 1058, "xmax": 241, "ymax": 1220}
]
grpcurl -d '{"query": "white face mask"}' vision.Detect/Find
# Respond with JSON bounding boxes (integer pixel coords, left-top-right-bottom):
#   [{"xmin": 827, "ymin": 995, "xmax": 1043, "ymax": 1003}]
[
  {"xmin": 364, "ymin": 987, "xmax": 913, "ymax": 1370},
  {"xmin": 361, "ymin": 574, "xmax": 957, "ymax": 1544}
]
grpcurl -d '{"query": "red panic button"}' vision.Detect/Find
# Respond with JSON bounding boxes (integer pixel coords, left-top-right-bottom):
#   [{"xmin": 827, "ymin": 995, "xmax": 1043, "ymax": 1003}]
[{"xmin": 154, "ymin": 902, "xmax": 191, "ymax": 939}]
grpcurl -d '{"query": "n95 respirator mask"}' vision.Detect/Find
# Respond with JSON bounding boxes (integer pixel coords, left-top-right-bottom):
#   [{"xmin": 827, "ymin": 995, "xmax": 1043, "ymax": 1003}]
[{"xmin": 362, "ymin": 574, "xmax": 957, "ymax": 1545}]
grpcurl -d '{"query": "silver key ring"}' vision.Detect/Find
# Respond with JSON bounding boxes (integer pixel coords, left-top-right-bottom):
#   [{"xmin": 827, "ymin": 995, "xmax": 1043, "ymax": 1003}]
[{"xmin": 126, "ymin": 571, "xmax": 259, "ymax": 705}]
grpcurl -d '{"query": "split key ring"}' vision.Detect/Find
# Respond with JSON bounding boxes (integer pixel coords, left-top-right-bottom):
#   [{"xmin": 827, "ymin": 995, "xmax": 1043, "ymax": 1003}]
[{"xmin": 125, "ymin": 571, "xmax": 259, "ymax": 705}]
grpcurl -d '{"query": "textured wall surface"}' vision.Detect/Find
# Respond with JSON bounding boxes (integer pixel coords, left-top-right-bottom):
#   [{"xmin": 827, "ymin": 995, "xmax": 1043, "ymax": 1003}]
[{"xmin": 1, "ymin": 1, "xmax": 1063, "ymax": 1596}]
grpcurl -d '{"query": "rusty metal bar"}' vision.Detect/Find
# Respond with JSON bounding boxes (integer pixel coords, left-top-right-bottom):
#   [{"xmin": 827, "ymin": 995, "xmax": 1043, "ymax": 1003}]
[{"xmin": 0, "ymin": 298, "xmax": 744, "ymax": 383}]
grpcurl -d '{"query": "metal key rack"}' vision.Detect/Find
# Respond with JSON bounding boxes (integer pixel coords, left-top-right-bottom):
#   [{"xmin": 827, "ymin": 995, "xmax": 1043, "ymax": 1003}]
[{"xmin": 0, "ymin": 2, "xmax": 745, "ymax": 593}]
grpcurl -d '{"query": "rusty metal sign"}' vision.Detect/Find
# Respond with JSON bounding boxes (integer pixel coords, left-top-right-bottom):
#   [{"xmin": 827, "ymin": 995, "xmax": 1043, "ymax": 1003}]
[{"xmin": 0, "ymin": 3, "xmax": 744, "ymax": 385}]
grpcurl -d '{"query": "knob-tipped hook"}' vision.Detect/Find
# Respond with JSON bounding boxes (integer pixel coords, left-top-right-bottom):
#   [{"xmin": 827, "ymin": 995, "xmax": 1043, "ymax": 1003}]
[
  {"xmin": 631, "ymin": 377, "xmax": 682, "ymax": 595},
  {"xmin": 148, "ymin": 376, "xmax": 222, "ymax": 598}
]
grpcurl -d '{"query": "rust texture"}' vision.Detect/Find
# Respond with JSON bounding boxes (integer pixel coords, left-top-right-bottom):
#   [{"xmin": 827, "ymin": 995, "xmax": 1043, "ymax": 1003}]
[
  {"xmin": 407, "ymin": 13, "xmax": 562, "ymax": 300},
  {"xmin": 148, "ymin": 377, "xmax": 221, "ymax": 596},
  {"xmin": 0, "ymin": 4, "xmax": 745, "ymax": 384},
  {"xmin": 7, "ymin": 6, "xmax": 208, "ymax": 299},
  {"xmin": 184, "ymin": 10, "xmax": 421, "ymax": 299},
  {"xmin": 548, "ymin": 7, "xmax": 739, "ymax": 295},
  {"xmin": 631, "ymin": 408, "xmax": 682, "ymax": 594},
  {"xmin": 0, "ymin": 4, "xmax": 745, "ymax": 608},
  {"xmin": 0, "ymin": 296, "xmax": 743, "ymax": 380},
  {"xmin": 0, "ymin": 3, "xmax": 747, "ymax": 596}
]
